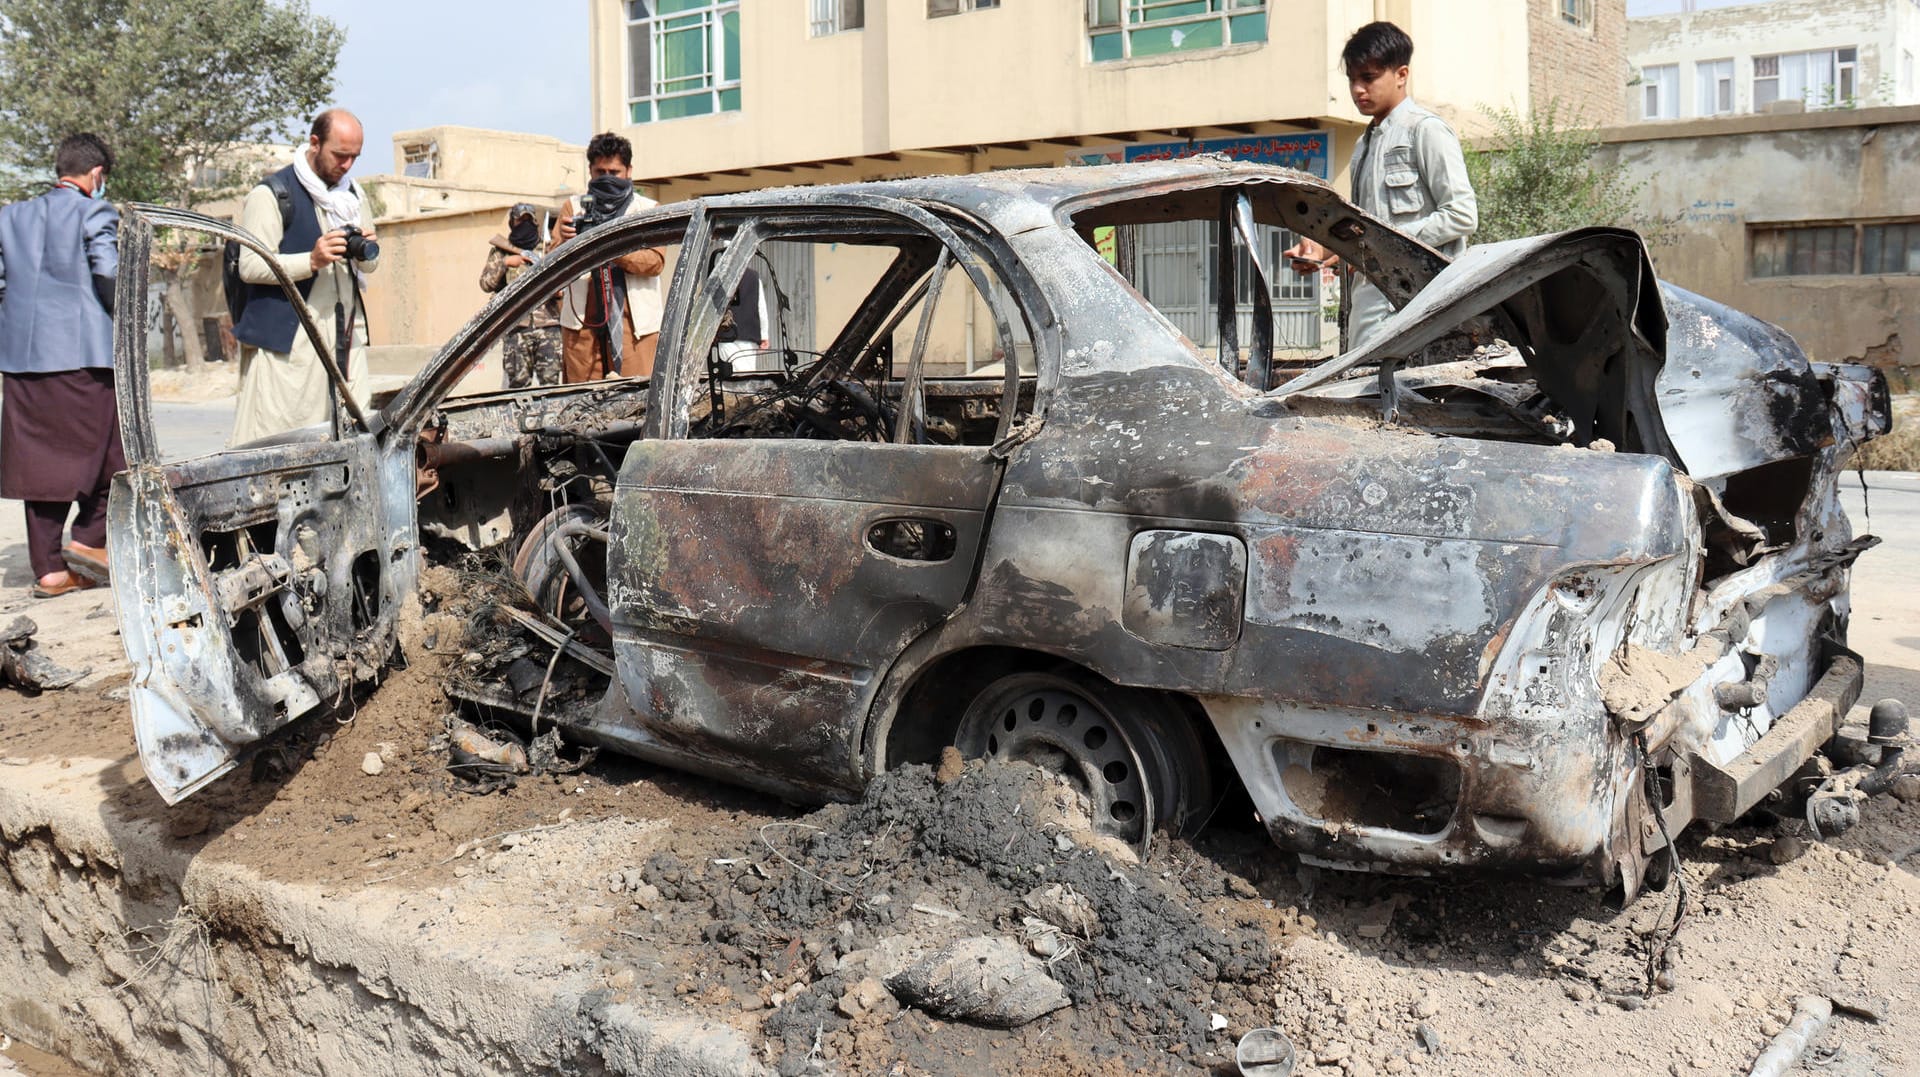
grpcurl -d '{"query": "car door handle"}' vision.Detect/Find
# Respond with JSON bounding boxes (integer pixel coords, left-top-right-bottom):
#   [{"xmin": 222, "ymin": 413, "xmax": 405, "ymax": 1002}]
[{"xmin": 867, "ymin": 518, "xmax": 958, "ymax": 562}]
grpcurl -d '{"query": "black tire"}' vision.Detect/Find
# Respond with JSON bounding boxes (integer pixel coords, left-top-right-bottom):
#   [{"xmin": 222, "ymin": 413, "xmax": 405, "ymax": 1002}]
[{"xmin": 953, "ymin": 669, "xmax": 1213, "ymax": 844}]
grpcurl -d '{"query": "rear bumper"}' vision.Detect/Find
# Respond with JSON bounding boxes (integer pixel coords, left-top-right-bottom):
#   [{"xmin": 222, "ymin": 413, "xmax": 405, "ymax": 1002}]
[
  {"xmin": 1202, "ymin": 695, "xmax": 1626, "ymax": 883},
  {"xmin": 1687, "ymin": 651, "xmax": 1863, "ymax": 824},
  {"xmin": 1202, "ymin": 648, "xmax": 1863, "ymax": 884}
]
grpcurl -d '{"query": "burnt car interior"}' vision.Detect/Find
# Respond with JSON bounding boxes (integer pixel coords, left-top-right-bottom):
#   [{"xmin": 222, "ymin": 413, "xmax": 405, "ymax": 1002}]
[
  {"xmin": 412, "ymin": 205, "xmax": 1044, "ymax": 733},
  {"xmin": 1071, "ymin": 180, "xmax": 1673, "ymax": 458}
]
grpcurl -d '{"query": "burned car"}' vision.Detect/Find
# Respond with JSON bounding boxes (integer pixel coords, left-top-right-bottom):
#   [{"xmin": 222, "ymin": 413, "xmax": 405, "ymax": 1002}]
[{"xmin": 111, "ymin": 159, "xmax": 1892, "ymax": 896}]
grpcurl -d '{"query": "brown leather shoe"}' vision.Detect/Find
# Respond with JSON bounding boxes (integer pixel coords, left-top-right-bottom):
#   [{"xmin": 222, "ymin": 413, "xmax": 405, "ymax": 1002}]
[
  {"xmin": 31, "ymin": 571, "xmax": 95, "ymax": 599},
  {"xmin": 62, "ymin": 541, "xmax": 109, "ymax": 584}
]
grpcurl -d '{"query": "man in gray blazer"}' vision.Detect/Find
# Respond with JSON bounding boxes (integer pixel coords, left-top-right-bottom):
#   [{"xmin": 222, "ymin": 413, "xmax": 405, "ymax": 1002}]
[{"xmin": 0, "ymin": 133, "xmax": 122, "ymax": 598}]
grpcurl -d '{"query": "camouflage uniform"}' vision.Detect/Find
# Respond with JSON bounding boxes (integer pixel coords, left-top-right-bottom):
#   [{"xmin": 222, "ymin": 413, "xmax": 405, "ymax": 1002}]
[
  {"xmin": 501, "ymin": 322, "xmax": 562, "ymax": 389},
  {"xmin": 480, "ymin": 234, "xmax": 563, "ymax": 388}
]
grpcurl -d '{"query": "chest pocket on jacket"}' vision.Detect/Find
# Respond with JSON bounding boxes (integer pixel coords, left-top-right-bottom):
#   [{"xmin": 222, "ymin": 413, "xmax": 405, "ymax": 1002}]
[{"xmin": 1382, "ymin": 145, "xmax": 1425, "ymax": 216}]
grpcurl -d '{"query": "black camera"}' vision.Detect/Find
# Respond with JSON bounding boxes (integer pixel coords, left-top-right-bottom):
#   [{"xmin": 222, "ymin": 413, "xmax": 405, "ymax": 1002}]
[
  {"xmin": 574, "ymin": 194, "xmax": 621, "ymax": 233},
  {"xmin": 339, "ymin": 224, "xmax": 378, "ymax": 262}
]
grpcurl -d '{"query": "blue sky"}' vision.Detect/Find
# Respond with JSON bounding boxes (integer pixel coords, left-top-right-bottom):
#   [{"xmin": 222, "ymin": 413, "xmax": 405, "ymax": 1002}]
[{"xmin": 306, "ymin": 0, "xmax": 592, "ymax": 174}]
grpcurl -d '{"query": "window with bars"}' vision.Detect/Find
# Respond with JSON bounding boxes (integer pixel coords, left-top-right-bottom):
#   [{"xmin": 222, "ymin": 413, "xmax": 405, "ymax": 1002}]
[
  {"xmin": 1125, "ymin": 219, "xmax": 1323, "ymax": 355},
  {"xmin": 809, "ymin": 0, "xmax": 863, "ymax": 36},
  {"xmin": 928, "ymin": 0, "xmax": 999, "ymax": 16},
  {"xmin": 1863, "ymin": 222, "xmax": 1920, "ymax": 275},
  {"xmin": 1560, "ymin": 0, "xmax": 1592, "ymax": 29},
  {"xmin": 1751, "ymin": 221, "xmax": 1920, "ymax": 278},
  {"xmin": 191, "ymin": 163, "xmax": 236, "ymax": 189},
  {"xmin": 626, "ymin": 0, "xmax": 741, "ymax": 124},
  {"xmin": 400, "ymin": 141, "xmax": 438, "ymax": 179},
  {"xmin": 1087, "ymin": 0, "xmax": 1267, "ymax": 63}
]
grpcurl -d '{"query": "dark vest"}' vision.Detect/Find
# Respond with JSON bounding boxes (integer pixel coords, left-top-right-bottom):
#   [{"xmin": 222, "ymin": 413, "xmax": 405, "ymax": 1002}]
[
  {"xmin": 232, "ymin": 165, "xmax": 321, "ymax": 354},
  {"xmin": 728, "ymin": 268, "xmax": 763, "ymax": 344}
]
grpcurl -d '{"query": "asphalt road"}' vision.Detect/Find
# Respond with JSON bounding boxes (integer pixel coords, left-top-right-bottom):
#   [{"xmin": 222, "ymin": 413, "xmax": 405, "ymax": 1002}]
[{"xmin": 1839, "ymin": 469, "xmax": 1920, "ymax": 717}]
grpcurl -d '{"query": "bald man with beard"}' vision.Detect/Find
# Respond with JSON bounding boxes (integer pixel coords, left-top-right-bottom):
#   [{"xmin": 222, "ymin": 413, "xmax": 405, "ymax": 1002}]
[{"xmin": 230, "ymin": 107, "xmax": 381, "ymax": 444}]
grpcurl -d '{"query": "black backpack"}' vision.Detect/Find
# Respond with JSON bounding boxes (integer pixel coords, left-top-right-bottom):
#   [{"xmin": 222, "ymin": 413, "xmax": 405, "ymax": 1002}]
[{"xmin": 221, "ymin": 171, "xmax": 296, "ymax": 324}]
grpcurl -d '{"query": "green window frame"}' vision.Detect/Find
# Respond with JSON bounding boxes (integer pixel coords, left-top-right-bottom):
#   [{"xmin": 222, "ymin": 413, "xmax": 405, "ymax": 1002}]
[
  {"xmin": 626, "ymin": 0, "xmax": 741, "ymax": 125},
  {"xmin": 1087, "ymin": 0, "xmax": 1266, "ymax": 63}
]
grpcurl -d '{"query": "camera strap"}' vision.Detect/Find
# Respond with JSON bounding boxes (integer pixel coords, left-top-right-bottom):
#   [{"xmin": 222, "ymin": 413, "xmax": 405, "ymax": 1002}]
[
  {"xmin": 328, "ymin": 263, "xmax": 371, "ymax": 427},
  {"xmin": 599, "ymin": 265, "xmax": 626, "ymax": 376},
  {"xmin": 348, "ymin": 265, "xmax": 370, "ymax": 349}
]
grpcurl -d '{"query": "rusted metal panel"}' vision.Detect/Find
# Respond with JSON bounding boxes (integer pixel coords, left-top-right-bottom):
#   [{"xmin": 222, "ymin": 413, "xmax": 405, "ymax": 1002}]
[
  {"xmin": 606, "ymin": 439, "xmax": 999, "ymax": 789},
  {"xmin": 960, "ymin": 358, "xmax": 1691, "ymax": 719},
  {"xmin": 1656, "ymin": 284, "xmax": 1832, "ymax": 481},
  {"xmin": 1122, "ymin": 530, "xmax": 1245, "ymax": 651},
  {"xmin": 110, "ymin": 205, "xmax": 419, "ymax": 803}
]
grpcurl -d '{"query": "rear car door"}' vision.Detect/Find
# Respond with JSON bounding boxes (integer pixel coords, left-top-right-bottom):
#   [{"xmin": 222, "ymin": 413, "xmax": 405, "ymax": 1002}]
[
  {"xmin": 607, "ymin": 197, "xmax": 1036, "ymax": 794},
  {"xmin": 111, "ymin": 206, "xmax": 417, "ymax": 803}
]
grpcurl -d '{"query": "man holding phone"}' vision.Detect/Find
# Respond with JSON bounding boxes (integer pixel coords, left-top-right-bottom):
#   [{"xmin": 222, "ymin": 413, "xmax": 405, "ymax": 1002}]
[{"xmin": 1287, "ymin": 21, "xmax": 1476, "ymax": 352}]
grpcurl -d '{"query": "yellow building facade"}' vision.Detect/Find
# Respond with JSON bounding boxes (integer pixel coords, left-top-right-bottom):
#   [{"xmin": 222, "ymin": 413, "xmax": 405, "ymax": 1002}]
[
  {"xmin": 582, "ymin": 2, "xmax": 1624, "ymax": 366},
  {"xmin": 588, "ymin": 1, "xmax": 1619, "ymax": 199}
]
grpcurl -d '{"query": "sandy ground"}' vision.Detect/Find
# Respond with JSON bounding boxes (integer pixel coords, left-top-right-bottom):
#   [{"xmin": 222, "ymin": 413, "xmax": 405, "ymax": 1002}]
[{"xmin": 0, "ymin": 460, "xmax": 1914, "ymax": 1073}]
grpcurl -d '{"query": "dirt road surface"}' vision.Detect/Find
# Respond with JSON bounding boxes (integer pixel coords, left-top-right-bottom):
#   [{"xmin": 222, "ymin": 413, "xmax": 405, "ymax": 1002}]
[{"xmin": 0, "ymin": 467, "xmax": 1914, "ymax": 1075}]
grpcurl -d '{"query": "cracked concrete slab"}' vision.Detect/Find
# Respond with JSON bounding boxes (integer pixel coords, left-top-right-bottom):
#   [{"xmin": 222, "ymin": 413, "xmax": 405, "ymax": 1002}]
[{"xmin": 0, "ymin": 747, "xmax": 762, "ymax": 1076}]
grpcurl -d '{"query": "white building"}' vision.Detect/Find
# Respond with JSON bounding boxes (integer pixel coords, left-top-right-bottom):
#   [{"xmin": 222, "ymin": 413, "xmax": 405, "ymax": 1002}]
[{"xmin": 1626, "ymin": 0, "xmax": 1920, "ymax": 120}]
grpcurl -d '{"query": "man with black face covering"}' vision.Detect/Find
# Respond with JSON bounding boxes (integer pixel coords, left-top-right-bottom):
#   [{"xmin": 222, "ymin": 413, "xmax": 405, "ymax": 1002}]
[
  {"xmin": 551, "ymin": 132, "xmax": 666, "ymax": 382},
  {"xmin": 479, "ymin": 203, "xmax": 561, "ymax": 387}
]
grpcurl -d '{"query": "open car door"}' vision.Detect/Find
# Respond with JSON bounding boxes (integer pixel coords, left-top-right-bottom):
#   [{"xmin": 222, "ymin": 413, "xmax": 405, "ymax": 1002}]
[{"xmin": 109, "ymin": 206, "xmax": 417, "ymax": 803}]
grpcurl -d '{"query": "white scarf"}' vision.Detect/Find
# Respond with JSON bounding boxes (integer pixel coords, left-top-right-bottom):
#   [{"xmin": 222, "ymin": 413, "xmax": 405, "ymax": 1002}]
[{"xmin": 293, "ymin": 149, "xmax": 362, "ymax": 231}]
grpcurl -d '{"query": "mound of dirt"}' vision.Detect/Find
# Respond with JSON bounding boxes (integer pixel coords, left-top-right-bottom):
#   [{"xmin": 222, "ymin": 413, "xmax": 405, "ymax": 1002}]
[{"xmin": 607, "ymin": 755, "xmax": 1299, "ymax": 1075}]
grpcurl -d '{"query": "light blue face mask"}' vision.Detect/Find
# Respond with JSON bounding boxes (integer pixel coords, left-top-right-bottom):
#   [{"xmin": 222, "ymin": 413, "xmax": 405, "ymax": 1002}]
[{"xmin": 92, "ymin": 175, "xmax": 106, "ymax": 200}]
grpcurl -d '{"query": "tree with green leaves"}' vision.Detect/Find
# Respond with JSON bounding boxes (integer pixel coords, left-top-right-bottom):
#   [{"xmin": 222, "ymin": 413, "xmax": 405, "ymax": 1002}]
[
  {"xmin": 0, "ymin": 0, "xmax": 343, "ymax": 208},
  {"xmin": 1463, "ymin": 100, "xmax": 1652, "ymax": 244}
]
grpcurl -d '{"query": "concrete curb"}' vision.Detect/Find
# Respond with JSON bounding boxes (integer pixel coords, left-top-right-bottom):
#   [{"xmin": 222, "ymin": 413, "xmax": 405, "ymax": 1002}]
[{"xmin": 0, "ymin": 754, "xmax": 762, "ymax": 1076}]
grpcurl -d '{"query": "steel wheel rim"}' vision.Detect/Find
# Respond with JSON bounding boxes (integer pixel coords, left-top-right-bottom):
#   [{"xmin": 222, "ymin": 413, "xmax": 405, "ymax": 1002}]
[{"xmin": 955, "ymin": 678, "xmax": 1151, "ymax": 843}]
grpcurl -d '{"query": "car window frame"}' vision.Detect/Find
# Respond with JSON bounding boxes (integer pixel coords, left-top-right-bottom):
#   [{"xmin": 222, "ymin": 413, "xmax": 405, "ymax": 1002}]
[
  {"xmin": 377, "ymin": 204, "xmax": 699, "ymax": 441},
  {"xmin": 648, "ymin": 195, "xmax": 1042, "ymax": 445},
  {"xmin": 1053, "ymin": 174, "xmax": 1464, "ymax": 375}
]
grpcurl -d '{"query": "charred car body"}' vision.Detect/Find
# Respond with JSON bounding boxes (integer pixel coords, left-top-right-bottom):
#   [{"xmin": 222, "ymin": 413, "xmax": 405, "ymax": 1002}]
[{"xmin": 111, "ymin": 160, "xmax": 1892, "ymax": 896}]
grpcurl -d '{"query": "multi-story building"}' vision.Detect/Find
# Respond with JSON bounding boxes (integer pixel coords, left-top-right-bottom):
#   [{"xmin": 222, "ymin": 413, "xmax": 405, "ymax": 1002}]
[
  {"xmin": 586, "ymin": 1, "xmax": 1628, "ymax": 361},
  {"xmin": 1626, "ymin": 0, "xmax": 1920, "ymax": 121}
]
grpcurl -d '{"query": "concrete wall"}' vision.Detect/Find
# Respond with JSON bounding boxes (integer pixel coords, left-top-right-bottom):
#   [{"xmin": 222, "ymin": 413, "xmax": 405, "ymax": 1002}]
[
  {"xmin": 1593, "ymin": 105, "xmax": 1920, "ymax": 387},
  {"xmin": 1627, "ymin": 0, "xmax": 1920, "ymax": 120},
  {"xmin": 360, "ymin": 205, "xmax": 509, "ymax": 354},
  {"xmin": 805, "ymin": 239, "xmax": 998, "ymax": 373}
]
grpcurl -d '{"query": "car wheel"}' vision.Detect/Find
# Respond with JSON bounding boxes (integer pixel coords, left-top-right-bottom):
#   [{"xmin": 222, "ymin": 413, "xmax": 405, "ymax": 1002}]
[
  {"xmin": 511, "ymin": 502, "xmax": 610, "ymax": 649},
  {"xmin": 952, "ymin": 669, "xmax": 1213, "ymax": 844}
]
